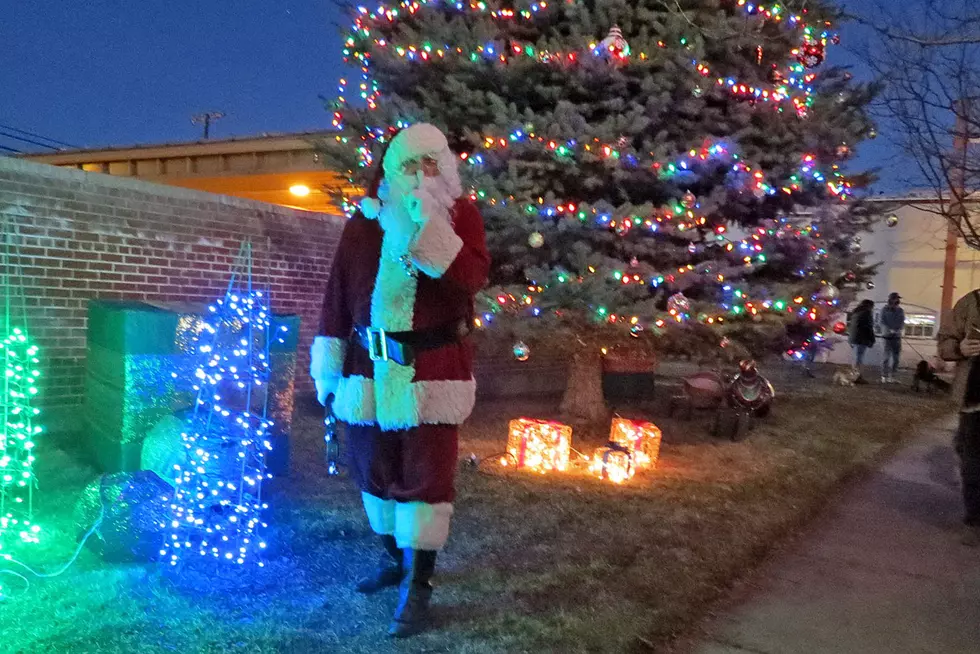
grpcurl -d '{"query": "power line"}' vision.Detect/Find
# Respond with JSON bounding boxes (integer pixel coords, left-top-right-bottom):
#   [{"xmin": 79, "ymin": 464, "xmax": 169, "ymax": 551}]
[
  {"xmin": 0, "ymin": 144, "xmax": 23, "ymax": 154},
  {"xmin": 0, "ymin": 129, "xmax": 62, "ymax": 151},
  {"xmin": 0, "ymin": 123, "xmax": 77, "ymax": 149}
]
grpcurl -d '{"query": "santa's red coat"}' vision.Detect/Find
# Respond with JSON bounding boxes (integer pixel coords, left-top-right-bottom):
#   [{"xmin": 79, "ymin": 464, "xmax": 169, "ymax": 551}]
[{"xmin": 311, "ymin": 199, "xmax": 489, "ymax": 431}]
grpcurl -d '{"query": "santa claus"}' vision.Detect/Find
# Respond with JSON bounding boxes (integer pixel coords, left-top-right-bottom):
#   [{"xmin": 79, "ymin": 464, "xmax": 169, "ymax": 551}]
[{"xmin": 310, "ymin": 123, "xmax": 489, "ymax": 637}]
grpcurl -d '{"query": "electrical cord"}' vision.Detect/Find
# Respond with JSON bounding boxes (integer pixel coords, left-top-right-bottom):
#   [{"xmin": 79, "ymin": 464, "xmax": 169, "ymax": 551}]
[{"xmin": 0, "ymin": 506, "xmax": 105, "ymax": 600}]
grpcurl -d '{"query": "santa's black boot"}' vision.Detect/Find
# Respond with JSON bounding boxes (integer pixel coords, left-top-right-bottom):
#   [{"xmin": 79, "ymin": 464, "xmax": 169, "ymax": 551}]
[
  {"xmin": 388, "ymin": 549, "xmax": 437, "ymax": 638},
  {"xmin": 355, "ymin": 534, "xmax": 403, "ymax": 594}
]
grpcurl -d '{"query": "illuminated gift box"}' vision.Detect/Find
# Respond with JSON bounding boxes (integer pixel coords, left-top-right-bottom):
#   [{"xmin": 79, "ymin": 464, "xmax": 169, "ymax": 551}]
[
  {"xmin": 590, "ymin": 443, "xmax": 634, "ymax": 484},
  {"xmin": 505, "ymin": 418, "xmax": 572, "ymax": 473},
  {"xmin": 609, "ymin": 418, "xmax": 662, "ymax": 470}
]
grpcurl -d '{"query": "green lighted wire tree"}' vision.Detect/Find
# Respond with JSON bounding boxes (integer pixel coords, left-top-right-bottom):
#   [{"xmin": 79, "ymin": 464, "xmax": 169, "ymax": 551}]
[{"xmin": 0, "ymin": 219, "xmax": 43, "ymax": 569}]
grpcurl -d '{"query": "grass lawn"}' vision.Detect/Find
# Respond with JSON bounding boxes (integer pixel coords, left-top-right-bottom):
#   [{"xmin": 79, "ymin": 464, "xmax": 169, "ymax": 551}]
[{"xmin": 0, "ymin": 377, "xmax": 952, "ymax": 653}]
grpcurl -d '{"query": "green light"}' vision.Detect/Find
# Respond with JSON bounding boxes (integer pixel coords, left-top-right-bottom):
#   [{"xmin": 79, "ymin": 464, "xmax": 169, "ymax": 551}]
[
  {"xmin": 0, "ymin": 323, "xmax": 43, "ymax": 577},
  {"xmin": 774, "ymin": 300, "xmax": 786, "ymax": 310},
  {"xmin": 613, "ymin": 271, "xmax": 623, "ymax": 280}
]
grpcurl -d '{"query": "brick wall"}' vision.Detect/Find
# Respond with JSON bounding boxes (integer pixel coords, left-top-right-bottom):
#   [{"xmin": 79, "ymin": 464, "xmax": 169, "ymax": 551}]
[{"xmin": 0, "ymin": 157, "xmax": 344, "ymax": 432}]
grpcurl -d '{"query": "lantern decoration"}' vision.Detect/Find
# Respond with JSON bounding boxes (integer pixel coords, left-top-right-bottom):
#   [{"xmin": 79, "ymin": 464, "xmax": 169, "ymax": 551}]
[
  {"xmin": 504, "ymin": 418, "xmax": 572, "ymax": 473},
  {"xmin": 324, "ymin": 408, "xmax": 340, "ymax": 476},
  {"xmin": 512, "ymin": 341, "xmax": 531, "ymax": 362},
  {"xmin": 609, "ymin": 417, "xmax": 663, "ymax": 470},
  {"xmin": 595, "ymin": 25, "xmax": 630, "ymax": 60},
  {"xmin": 589, "ymin": 442, "xmax": 634, "ymax": 484},
  {"xmin": 528, "ymin": 231, "xmax": 545, "ymax": 248}
]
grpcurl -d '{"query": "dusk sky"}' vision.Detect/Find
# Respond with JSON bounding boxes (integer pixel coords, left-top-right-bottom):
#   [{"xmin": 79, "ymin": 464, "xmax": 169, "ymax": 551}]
[{"xmin": 1, "ymin": 0, "xmax": 904, "ymax": 189}]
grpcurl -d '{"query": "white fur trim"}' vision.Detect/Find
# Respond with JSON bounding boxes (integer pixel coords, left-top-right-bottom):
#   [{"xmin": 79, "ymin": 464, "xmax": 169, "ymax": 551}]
[
  {"xmin": 394, "ymin": 501, "xmax": 454, "ymax": 550},
  {"xmin": 361, "ymin": 492, "xmax": 396, "ymax": 535},
  {"xmin": 385, "ymin": 124, "xmax": 450, "ymax": 175},
  {"xmin": 310, "ymin": 336, "xmax": 347, "ymax": 381},
  {"xmin": 411, "ymin": 215, "xmax": 463, "ymax": 278},
  {"xmin": 333, "ymin": 376, "xmax": 477, "ymax": 430},
  {"xmin": 361, "ymin": 196, "xmax": 381, "ymax": 219}
]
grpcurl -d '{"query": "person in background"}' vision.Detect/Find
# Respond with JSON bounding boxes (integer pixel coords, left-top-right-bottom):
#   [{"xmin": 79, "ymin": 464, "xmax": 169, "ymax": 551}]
[
  {"xmin": 848, "ymin": 299, "xmax": 876, "ymax": 384},
  {"xmin": 937, "ymin": 288, "xmax": 980, "ymax": 546},
  {"xmin": 879, "ymin": 292, "xmax": 906, "ymax": 383}
]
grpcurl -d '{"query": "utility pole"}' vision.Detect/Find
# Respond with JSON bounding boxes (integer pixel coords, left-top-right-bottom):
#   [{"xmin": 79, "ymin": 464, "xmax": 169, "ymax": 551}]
[{"xmin": 191, "ymin": 112, "xmax": 225, "ymax": 140}]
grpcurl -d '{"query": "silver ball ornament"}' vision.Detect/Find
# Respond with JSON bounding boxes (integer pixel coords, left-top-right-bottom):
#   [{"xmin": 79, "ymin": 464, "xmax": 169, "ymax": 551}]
[{"xmin": 528, "ymin": 232, "xmax": 545, "ymax": 248}]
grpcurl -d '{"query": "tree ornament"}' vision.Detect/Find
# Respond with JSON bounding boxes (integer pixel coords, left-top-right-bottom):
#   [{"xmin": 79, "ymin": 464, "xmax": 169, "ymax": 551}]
[
  {"xmin": 817, "ymin": 283, "xmax": 839, "ymax": 301},
  {"xmin": 629, "ymin": 257, "xmax": 639, "ymax": 267},
  {"xmin": 615, "ymin": 221, "xmax": 630, "ymax": 236},
  {"xmin": 869, "ymin": 128, "xmax": 878, "ymax": 139},
  {"xmin": 836, "ymin": 143, "xmax": 850, "ymax": 157},
  {"xmin": 692, "ymin": 85, "xmax": 704, "ymax": 98},
  {"xmin": 616, "ymin": 135, "xmax": 629, "ymax": 148},
  {"xmin": 832, "ymin": 34, "xmax": 841, "ymax": 45},
  {"xmin": 833, "ymin": 321, "xmax": 848, "ymax": 334},
  {"xmin": 720, "ymin": 336, "xmax": 731, "ymax": 348},
  {"xmin": 667, "ymin": 292, "xmax": 691, "ymax": 315},
  {"xmin": 886, "ymin": 214, "xmax": 899, "ymax": 227},
  {"xmin": 528, "ymin": 231, "xmax": 545, "ymax": 248},
  {"xmin": 597, "ymin": 25, "xmax": 630, "ymax": 59},
  {"xmin": 681, "ymin": 191, "xmax": 697, "ymax": 209},
  {"xmin": 844, "ymin": 271, "xmax": 857, "ymax": 283},
  {"xmin": 629, "ymin": 324, "xmax": 643, "ymax": 338},
  {"xmin": 687, "ymin": 243, "xmax": 698, "ymax": 254},
  {"xmin": 866, "ymin": 281, "xmax": 876, "ymax": 290},
  {"xmin": 849, "ymin": 239, "xmax": 862, "ymax": 253},
  {"xmin": 513, "ymin": 341, "xmax": 531, "ymax": 362},
  {"xmin": 798, "ymin": 43, "xmax": 825, "ymax": 68}
]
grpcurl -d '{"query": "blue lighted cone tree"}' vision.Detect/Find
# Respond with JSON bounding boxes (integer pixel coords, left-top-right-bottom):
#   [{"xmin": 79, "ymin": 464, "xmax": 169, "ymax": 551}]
[
  {"xmin": 0, "ymin": 221, "xmax": 43, "ymax": 596},
  {"xmin": 322, "ymin": 0, "xmax": 878, "ymax": 418},
  {"xmin": 162, "ymin": 241, "xmax": 279, "ymax": 568}
]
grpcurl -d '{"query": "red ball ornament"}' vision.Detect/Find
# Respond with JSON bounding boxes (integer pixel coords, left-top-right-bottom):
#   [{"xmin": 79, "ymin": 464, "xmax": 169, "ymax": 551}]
[{"xmin": 833, "ymin": 321, "xmax": 847, "ymax": 335}]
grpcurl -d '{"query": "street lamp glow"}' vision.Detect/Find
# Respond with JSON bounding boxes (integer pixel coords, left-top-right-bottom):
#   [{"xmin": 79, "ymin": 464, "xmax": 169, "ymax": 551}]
[{"xmin": 289, "ymin": 184, "xmax": 311, "ymax": 197}]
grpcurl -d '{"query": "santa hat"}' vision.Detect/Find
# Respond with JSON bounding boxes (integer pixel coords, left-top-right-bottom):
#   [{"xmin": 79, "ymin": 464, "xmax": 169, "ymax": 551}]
[{"xmin": 359, "ymin": 123, "xmax": 453, "ymax": 219}]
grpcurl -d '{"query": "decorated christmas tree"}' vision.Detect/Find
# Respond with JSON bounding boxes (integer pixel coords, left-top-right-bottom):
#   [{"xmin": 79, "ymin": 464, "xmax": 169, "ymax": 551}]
[
  {"xmin": 322, "ymin": 0, "xmax": 877, "ymax": 414},
  {"xmin": 162, "ymin": 242, "xmax": 276, "ymax": 567}
]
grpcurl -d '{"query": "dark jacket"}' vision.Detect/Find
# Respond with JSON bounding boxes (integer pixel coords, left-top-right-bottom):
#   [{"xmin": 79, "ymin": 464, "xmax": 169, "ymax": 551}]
[
  {"xmin": 880, "ymin": 305, "xmax": 906, "ymax": 338},
  {"xmin": 848, "ymin": 306, "xmax": 876, "ymax": 347}
]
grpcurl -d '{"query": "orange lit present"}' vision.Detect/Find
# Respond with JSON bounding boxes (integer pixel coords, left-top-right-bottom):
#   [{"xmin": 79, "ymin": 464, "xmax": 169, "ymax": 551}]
[
  {"xmin": 505, "ymin": 418, "xmax": 572, "ymax": 473},
  {"xmin": 590, "ymin": 444, "xmax": 634, "ymax": 484},
  {"xmin": 609, "ymin": 418, "xmax": 662, "ymax": 470}
]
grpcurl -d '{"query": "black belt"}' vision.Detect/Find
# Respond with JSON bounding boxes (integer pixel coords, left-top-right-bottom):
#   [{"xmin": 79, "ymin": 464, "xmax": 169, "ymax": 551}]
[{"xmin": 353, "ymin": 320, "xmax": 470, "ymax": 366}]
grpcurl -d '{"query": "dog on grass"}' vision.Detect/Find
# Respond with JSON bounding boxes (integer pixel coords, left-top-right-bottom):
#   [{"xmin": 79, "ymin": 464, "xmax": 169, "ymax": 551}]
[
  {"xmin": 832, "ymin": 366, "xmax": 860, "ymax": 386},
  {"xmin": 911, "ymin": 359, "xmax": 951, "ymax": 393}
]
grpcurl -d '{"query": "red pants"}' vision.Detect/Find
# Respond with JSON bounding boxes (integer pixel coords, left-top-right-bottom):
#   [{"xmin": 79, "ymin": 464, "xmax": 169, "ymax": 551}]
[{"xmin": 345, "ymin": 423, "xmax": 458, "ymax": 550}]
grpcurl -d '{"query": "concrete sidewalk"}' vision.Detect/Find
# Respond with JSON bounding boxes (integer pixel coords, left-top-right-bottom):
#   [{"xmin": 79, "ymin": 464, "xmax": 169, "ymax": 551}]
[{"xmin": 693, "ymin": 416, "xmax": 980, "ymax": 654}]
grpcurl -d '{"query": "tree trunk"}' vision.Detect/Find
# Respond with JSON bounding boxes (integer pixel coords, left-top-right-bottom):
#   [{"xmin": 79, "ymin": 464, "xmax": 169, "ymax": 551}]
[{"xmin": 559, "ymin": 350, "xmax": 608, "ymax": 424}]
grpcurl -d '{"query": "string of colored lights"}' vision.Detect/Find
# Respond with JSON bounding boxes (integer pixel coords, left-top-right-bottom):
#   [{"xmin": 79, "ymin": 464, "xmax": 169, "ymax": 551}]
[
  {"xmin": 338, "ymin": 0, "xmax": 834, "ymax": 120},
  {"xmin": 162, "ymin": 272, "xmax": 280, "ymax": 568}
]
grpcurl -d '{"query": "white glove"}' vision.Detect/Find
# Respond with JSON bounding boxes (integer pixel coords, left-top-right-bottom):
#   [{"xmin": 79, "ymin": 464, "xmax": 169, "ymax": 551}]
[{"xmin": 314, "ymin": 377, "xmax": 338, "ymax": 407}]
